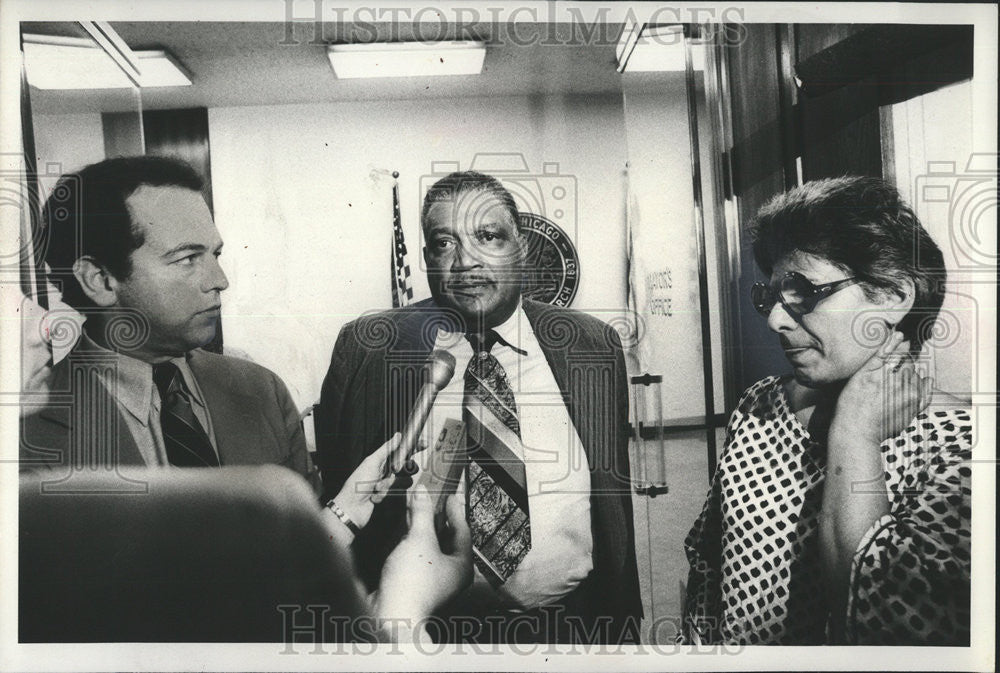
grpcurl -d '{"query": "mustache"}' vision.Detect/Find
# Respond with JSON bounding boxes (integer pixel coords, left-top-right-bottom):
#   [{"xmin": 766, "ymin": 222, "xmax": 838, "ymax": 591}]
[
  {"xmin": 445, "ymin": 276, "xmax": 494, "ymax": 286},
  {"xmin": 438, "ymin": 274, "xmax": 523, "ymax": 287},
  {"xmin": 780, "ymin": 336, "xmax": 817, "ymax": 350}
]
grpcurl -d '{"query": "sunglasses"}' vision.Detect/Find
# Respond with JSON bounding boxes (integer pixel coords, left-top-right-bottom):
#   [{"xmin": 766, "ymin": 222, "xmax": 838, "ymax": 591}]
[{"xmin": 751, "ymin": 271, "xmax": 859, "ymax": 316}]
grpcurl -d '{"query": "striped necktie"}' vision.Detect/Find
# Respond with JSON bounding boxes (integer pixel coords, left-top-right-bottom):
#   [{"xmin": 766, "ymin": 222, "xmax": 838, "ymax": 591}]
[
  {"xmin": 463, "ymin": 330, "xmax": 531, "ymax": 585},
  {"xmin": 153, "ymin": 362, "xmax": 220, "ymax": 467}
]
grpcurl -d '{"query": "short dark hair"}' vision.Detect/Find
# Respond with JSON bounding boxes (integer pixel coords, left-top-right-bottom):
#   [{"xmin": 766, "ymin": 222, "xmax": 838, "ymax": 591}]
[
  {"xmin": 750, "ymin": 176, "xmax": 947, "ymax": 349},
  {"xmin": 42, "ymin": 156, "xmax": 204, "ymax": 309},
  {"xmin": 420, "ymin": 170, "xmax": 520, "ymax": 233}
]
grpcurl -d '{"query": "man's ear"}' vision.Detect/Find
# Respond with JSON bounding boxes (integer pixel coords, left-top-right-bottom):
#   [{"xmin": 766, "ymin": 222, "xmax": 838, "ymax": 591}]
[
  {"xmin": 881, "ymin": 278, "xmax": 916, "ymax": 328},
  {"xmin": 72, "ymin": 257, "xmax": 119, "ymax": 307}
]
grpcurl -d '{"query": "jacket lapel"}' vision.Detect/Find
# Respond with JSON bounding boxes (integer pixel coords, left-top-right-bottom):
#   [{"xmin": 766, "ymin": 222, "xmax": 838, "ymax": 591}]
[
  {"xmin": 377, "ymin": 300, "xmax": 443, "ymax": 438},
  {"xmin": 523, "ymin": 300, "xmax": 571, "ymax": 392},
  {"xmin": 521, "ymin": 300, "xmax": 599, "ymax": 470},
  {"xmin": 30, "ymin": 355, "xmax": 145, "ymax": 468},
  {"xmin": 393, "ymin": 298, "xmax": 454, "ymax": 355},
  {"xmin": 187, "ymin": 351, "xmax": 261, "ymax": 464}
]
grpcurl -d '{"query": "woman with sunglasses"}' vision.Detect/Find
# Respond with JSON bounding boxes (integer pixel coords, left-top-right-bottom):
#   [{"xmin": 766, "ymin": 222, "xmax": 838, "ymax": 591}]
[{"xmin": 681, "ymin": 176, "xmax": 971, "ymax": 645}]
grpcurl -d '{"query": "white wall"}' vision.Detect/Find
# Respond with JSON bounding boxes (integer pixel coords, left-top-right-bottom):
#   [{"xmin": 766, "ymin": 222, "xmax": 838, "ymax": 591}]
[
  {"xmin": 31, "ymin": 112, "xmax": 105, "ymax": 194},
  {"xmin": 890, "ymin": 80, "xmax": 978, "ymax": 399},
  {"xmin": 624, "ymin": 83, "xmax": 707, "ymax": 421},
  {"xmin": 208, "ymin": 94, "xmax": 630, "ymax": 411}
]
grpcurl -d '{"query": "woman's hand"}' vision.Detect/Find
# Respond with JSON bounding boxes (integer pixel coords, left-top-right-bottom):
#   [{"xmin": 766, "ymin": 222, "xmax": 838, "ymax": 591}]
[
  {"xmin": 20, "ymin": 295, "xmax": 55, "ymax": 416},
  {"xmin": 19, "ymin": 282, "xmax": 86, "ymax": 416},
  {"xmin": 329, "ymin": 433, "xmax": 401, "ymax": 532},
  {"xmin": 374, "ymin": 484, "xmax": 473, "ymax": 642},
  {"xmin": 832, "ymin": 330, "xmax": 933, "ymax": 446},
  {"xmin": 821, "ymin": 330, "xmax": 932, "ymax": 640}
]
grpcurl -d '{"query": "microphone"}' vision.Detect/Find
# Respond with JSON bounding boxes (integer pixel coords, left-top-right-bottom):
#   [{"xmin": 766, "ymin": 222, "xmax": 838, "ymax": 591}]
[
  {"xmin": 354, "ymin": 349, "xmax": 457, "ymax": 590},
  {"xmin": 387, "ymin": 349, "xmax": 457, "ymax": 476}
]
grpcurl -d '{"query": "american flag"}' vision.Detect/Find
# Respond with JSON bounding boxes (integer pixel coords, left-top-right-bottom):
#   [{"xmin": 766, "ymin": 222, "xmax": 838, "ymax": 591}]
[{"xmin": 390, "ymin": 172, "xmax": 413, "ymax": 308}]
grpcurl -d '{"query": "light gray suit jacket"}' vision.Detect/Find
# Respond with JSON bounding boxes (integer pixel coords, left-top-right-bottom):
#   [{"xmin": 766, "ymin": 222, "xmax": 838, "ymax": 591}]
[{"xmin": 20, "ymin": 346, "xmax": 316, "ymax": 489}]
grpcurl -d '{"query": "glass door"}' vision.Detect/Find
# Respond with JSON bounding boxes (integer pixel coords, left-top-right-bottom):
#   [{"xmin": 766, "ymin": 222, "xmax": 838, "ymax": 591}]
[
  {"xmin": 619, "ymin": 23, "xmax": 738, "ymax": 642},
  {"xmin": 15, "ymin": 21, "xmax": 145, "ymax": 482},
  {"xmin": 19, "ymin": 20, "xmax": 144, "ymax": 314}
]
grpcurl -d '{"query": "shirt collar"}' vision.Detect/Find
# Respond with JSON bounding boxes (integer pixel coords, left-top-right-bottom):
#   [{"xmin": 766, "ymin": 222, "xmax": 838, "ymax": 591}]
[
  {"xmin": 439, "ymin": 301, "xmax": 529, "ymax": 356},
  {"xmin": 78, "ymin": 332, "xmax": 205, "ymax": 422},
  {"xmin": 490, "ymin": 302, "xmax": 529, "ymax": 356},
  {"xmin": 174, "ymin": 355, "xmax": 207, "ymax": 410},
  {"xmin": 156, "ymin": 355, "xmax": 207, "ymax": 411},
  {"xmin": 78, "ymin": 332, "xmax": 155, "ymax": 423}
]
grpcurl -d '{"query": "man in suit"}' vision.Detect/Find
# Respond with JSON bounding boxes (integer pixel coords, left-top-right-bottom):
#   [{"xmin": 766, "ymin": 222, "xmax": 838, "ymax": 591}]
[
  {"xmin": 20, "ymin": 156, "xmax": 315, "ymax": 488},
  {"xmin": 316, "ymin": 171, "xmax": 641, "ymax": 643}
]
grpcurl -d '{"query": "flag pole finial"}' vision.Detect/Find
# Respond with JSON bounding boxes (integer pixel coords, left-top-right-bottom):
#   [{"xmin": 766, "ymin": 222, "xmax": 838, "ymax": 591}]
[{"xmin": 392, "ymin": 171, "xmax": 400, "ymax": 179}]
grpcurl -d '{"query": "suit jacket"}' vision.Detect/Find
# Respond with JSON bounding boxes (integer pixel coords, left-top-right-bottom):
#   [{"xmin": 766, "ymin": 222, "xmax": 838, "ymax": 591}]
[
  {"xmin": 315, "ymin": 298, "xmax": 642, "ymax": 633},
  {"xmin": 20, "ymin": 345, "xmax": 316, "ymax": 488}
]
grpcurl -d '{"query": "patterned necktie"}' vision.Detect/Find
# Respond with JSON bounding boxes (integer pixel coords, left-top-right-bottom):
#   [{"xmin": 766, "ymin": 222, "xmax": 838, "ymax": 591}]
[
  {"xmin": 152, "ymin": 362, "xmax": 220, "ymax": 467},
  {"xmin": 463, "ymin": 330, "xmax": 531, "ymax": 585}
]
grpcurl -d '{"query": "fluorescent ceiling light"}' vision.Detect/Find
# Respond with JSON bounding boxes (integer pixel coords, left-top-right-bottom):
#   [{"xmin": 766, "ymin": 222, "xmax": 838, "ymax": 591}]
[
  {"xmin": 23, "ymin": 34, "xmax": 192, "ymax": 89},
  {"xmin": 133, "ymin": 51, "xmax": 192, "ymax": 87},
  {"xmin": 327, "ymin": 41, "xmax": 486, "ymax": 79},
  {"xmin": 616, "ymin": 24, "xmax": 704, "ymax": 73}
]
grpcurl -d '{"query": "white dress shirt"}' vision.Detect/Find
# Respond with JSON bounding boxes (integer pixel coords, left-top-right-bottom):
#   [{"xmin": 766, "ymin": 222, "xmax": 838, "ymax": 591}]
[{"xmin": 414, "ymin": 302, "xmax": 593, "ymax": 610}]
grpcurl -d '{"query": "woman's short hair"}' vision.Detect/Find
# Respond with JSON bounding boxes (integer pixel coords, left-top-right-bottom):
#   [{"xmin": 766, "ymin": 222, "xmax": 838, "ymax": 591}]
[{"xmin": 750, "ymin": 176, "xmax": 947, "ymax": 348}]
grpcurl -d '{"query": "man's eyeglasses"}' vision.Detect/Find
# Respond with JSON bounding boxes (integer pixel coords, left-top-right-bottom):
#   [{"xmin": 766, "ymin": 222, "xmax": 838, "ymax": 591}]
[{"xmin": 751, "ymin": 272, "xmax": 859, "ymax": 316}]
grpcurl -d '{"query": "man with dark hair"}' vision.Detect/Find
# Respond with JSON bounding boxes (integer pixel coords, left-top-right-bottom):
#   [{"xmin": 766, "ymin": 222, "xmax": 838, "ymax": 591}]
[
  {"xmin": 316, "ymin": 170, "xmax": 641, "ymax": 643},
  {"xmin": 21, "ymin": 156, "xmax": 316, "ymax": 486}
]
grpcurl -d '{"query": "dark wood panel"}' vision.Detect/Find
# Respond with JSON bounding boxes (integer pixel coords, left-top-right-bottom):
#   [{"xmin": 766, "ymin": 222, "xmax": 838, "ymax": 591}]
[
  {"xmin": 800, "ymin": 76, "xmax": 883, "ymax": 180},
  {"xmin": 725, "ymin": 23, "xmax": 796, "ymax": 394},
  {"xmin": 879, "ymin": 37, "xmax": 975, "ymax": 107},
  {"xmin": 795, "ymin": 23, "xmax": 868, "ymax": 63},
  {"xmin": 728, "ymin": 24, "xmax": 787, "ymax": 202},
  {"xmin": 795, "ymin": 25, "xmax": 973, "ymax": 186},
  {"xmin": 795, "ymin": 24, "xmax": 973, "ymax": 100},
  {"xmin": 143, "ymin": 107, "xmax": 214, "ymax": 212}
]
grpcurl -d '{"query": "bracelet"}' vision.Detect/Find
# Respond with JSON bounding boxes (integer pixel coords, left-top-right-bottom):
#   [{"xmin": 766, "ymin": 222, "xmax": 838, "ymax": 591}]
[{"xmin": 325, "ymin": 499, "xmax": 361, "ymax": 535}]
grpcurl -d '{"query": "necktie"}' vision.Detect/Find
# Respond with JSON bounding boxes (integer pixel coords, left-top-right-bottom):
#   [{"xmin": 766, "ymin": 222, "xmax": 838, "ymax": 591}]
[
  {"xmin": 463, "ymin": 330, "xmax": 531, "ymax": 585},
  {"xmin": 152, "ymin": 362, "xmax": 220, "ymax": 467}
]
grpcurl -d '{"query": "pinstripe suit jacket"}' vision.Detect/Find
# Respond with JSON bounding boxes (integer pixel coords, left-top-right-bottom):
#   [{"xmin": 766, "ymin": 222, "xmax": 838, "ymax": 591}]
[{"xmin": 315, "ymin": 298, "xmax": 642, "ymax": 630}]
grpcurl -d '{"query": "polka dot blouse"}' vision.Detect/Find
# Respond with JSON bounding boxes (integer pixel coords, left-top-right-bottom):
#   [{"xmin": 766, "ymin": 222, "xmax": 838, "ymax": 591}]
[{"xmin": 680, "ymin": 376, "xmax": 972, "ymax": 645}]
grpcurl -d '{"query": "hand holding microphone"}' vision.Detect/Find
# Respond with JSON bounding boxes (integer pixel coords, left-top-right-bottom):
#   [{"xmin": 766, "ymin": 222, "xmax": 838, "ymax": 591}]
[
  {"xmin": 345, "ymin": 349, "xmax": 460, "ymax": 588},
  {"xmin": 385, "ymin": 349, "xmax": 457, "ymax": 477},
  {"xmin": 323, "ymin": 345, "xmax": 458, "ymax": 541}
]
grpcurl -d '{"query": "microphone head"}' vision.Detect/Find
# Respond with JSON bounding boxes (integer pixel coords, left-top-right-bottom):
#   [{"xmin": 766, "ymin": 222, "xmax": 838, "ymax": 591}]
[{"xmin": 426, "ymin": 349, "xmax": 457, "ymax": 389}]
